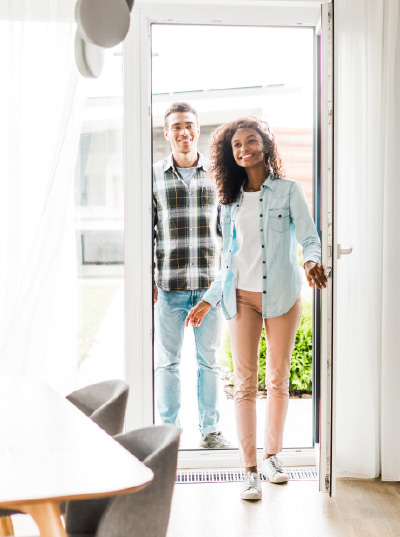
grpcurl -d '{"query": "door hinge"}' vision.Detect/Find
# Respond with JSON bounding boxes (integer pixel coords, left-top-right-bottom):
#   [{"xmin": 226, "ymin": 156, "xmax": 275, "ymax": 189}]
[{"xmin": 325, "ymin": 474, "xmax": 330, "ymax": 491}]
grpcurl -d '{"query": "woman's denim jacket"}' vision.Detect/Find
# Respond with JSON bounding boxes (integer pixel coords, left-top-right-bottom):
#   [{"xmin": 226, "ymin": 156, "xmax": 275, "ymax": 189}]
[{"xmin": 203, "ymin": 174, "xmax": 321, "ymax": 319}]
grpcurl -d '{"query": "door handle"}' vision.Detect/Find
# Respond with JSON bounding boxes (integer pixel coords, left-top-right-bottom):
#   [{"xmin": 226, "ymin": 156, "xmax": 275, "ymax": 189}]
[{"xmin": 337, "ymin": 244, "xmax": 353, "ymax": 259}]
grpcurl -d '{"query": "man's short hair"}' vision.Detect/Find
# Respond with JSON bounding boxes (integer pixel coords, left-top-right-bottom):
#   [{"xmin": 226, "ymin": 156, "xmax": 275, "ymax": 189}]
[{"xmin": 164, "ymin": 102, "xmax": 199, "ymax": 130}]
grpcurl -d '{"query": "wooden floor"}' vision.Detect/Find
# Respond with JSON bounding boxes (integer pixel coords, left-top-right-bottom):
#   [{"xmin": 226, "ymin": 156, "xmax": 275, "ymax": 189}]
[{"xmin": 167, "ymin": 478, "xmax": 400, "ymax": 537}]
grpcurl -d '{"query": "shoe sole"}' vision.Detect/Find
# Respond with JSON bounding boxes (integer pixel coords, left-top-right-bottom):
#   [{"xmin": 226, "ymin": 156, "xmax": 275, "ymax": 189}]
[
  {"xmin": 241, "ymin": 490, "xmax": 262, "ymax": 501},
  {"xmin": 264, "ymin": 475, "xmax": 288, "ymax": 484},
  {"xmin": 199, "ymin": 443, "xmax": 231, "ymax": 449}
]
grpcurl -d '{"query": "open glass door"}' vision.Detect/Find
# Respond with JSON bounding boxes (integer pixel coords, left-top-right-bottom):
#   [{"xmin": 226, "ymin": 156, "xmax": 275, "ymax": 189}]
[
  {"xmin": 318, "ymin": 1, "xmax": 335, "ymax": 496},
  {"xmin": 124, "ymin": 1, "xmax": 335, "ymax": 478}
]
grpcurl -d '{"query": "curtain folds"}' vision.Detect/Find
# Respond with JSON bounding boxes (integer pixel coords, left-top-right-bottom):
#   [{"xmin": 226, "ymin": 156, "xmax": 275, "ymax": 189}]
[
  {"xmin": 336, "ymin": 0, "xmax": 400, "ymax": 480},
  {"xmin": 0, "ymin": 0, "xmax": 83, "ymax": 393}
]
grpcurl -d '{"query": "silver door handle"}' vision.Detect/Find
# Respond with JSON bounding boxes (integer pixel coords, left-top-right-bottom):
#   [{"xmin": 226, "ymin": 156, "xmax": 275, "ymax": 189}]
[{"xmin": 337, "ymin": 244, "xmax": 353, "ymax": 259}]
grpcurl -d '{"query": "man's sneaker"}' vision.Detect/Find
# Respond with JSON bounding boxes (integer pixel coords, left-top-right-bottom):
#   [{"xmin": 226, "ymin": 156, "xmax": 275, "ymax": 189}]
[
  {"xmin": 199, "ymin": 431, "xmax": 231, "ymax": 449},
  {"xmin": 262, "ymin": 455, "xmax": 289, "ymax": 484},
  {"xmin": 241, "ymin": 471, "xmax": 262, "ymax": 501}
]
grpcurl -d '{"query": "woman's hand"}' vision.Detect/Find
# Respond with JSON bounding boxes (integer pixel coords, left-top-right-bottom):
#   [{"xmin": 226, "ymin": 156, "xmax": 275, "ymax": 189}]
[
  {"xmin": 185, "ymin": 300, "xmax": 212, "ymax": 327},
  {"xmin": 304, "ymin": 261, "xmax": 328, "ymax": 290},
  {"xmin": 154, "ymin": 285, "xmax": 158, "ymax": 305}
]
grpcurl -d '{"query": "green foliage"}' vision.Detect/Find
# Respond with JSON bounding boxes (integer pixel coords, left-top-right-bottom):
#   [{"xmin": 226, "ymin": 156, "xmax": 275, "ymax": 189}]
[
  {"xmin": 218, "ymin": 297, "xmax": 313, "ymax": 395},
  {"xmin": 290, "ymin": 300, "xmax": 313, "ymax": 392}
]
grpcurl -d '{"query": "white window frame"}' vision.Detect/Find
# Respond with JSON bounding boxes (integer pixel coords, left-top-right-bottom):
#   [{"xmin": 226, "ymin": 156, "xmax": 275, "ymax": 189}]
[{"xmin": 123, "ymin": 1, "xmax": 334, "ymax": 471}]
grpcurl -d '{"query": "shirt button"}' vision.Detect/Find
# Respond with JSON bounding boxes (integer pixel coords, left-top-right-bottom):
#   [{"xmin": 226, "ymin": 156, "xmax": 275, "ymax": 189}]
[
  {"xmin": 260, "ymin": 214, "xmax": 263, "ymax": 217},
  {"xmin": 263, "ymin": 276, "xmax": 266, "ymax": 279},
  {"xmin": 263, "ymin": 291, "xmax": 266, "ymax": 294},
  {"xmin": 262, "ymin": 245, "xmax": 265, "ymax": 248},
  {"xmin": 263, "ymin": 261, "xmax": 266, "ymax": 264},
  {"xmin": 260, "ymin": 229, "xmax": 263, "ymax": 232},
  {"xmin": 237, "ymin": 204, "xmax": 239, "ymax": 207},
  {"xmin": 226, "ymin": 266, "xmax": 229, "ymax": 268},
  {"xmin": 259, "ymin": 199, "xmax": 262, "ymax": 202}
]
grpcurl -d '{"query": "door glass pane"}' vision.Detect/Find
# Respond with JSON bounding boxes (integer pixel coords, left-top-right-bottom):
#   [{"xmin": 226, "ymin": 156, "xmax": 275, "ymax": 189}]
[
  {"xmin": 75, "ymin": 45, "xmax": 124, "ymax": 386},
  {"xmin": 152, "ymin": 25, "xmax": 314, "ymax": 450}
]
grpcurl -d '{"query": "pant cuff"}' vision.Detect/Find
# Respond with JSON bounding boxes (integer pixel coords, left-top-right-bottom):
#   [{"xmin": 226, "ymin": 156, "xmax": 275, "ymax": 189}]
[
  {"xmin": 200, "ymin": 425, "xmax": 220, "ymax": 435},
  {"xmin": 263, "ymin": 448, "xmax": 282, "ymax": 459}
]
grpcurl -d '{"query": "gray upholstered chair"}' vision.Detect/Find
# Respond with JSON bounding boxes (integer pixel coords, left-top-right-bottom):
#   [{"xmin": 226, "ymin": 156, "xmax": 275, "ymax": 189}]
[
  {"xmin": 66, "ymin": 379, "xmax": 129, "ymax": 436},
  {"xmin": 0, "ymin": 380, "xmax": 129, "ymax": 537},
  {"xmin": 65, "ymin": 424, "xmax": 181, "ymax": 537}
]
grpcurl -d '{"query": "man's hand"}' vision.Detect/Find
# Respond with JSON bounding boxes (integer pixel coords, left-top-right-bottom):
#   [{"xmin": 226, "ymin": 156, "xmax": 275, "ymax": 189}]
[
  {"xmin": 304, "ymin": 261, "xmax": 328, "ymax": 290},
  {"xmin": 185, "ymin": 300, "xmax": 211, "ymax": 327},
  {"xmin": 154, "ymin": 285, "xmax": 158, "ymax": 305}
]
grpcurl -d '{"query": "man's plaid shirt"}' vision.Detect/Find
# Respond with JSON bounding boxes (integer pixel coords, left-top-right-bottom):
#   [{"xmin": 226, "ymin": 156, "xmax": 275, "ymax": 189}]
[{"xmin": 153, "ymin": 153, "xmax": 220, "ymax": 291}]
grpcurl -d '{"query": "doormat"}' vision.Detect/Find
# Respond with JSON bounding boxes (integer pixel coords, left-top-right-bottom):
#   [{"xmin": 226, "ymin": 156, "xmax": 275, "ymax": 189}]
[{"xmin": 176, "ymin": 467, "xmax": 318, "ymax": 484}]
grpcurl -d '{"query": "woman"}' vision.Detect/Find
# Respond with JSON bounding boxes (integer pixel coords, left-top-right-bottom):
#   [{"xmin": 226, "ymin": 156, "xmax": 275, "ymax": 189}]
[{"xmin": 186, "ymin": 117, "xmax": 327, "ymax": 501}]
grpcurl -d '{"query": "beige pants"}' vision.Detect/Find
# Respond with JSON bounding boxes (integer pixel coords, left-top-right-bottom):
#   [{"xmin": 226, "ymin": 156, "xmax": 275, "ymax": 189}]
[{"xmin": 228, "ymin": 290, "xmax": 302, "ymax": 467}]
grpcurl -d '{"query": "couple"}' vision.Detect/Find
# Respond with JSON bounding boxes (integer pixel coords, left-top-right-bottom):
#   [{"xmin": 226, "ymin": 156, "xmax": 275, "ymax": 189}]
[{"xmin": 153, "ymin": 102, "xmax": 327, "ymax": 501}]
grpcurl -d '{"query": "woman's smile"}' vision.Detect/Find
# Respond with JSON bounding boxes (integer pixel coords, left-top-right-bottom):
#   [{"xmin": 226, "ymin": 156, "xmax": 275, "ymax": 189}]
[{"xmin": 241, "ymin": 153, "xmax": 255, "ymax": 162}]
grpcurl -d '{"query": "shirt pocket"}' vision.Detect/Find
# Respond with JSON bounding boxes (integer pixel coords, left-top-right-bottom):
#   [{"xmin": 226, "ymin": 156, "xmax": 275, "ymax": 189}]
[{"xmin": 269, "ymin": 208, "xmax": 290, "ymax": 233}]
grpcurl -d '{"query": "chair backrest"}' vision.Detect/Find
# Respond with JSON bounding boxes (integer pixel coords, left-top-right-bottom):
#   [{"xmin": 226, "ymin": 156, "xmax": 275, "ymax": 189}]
[
  {"xmin": 65, "ymin": 425, "xmax": 180, "ymax": 537},
  {"xmin": 66, "ymin": 380, "xmax": 129, "ymax": 436}
]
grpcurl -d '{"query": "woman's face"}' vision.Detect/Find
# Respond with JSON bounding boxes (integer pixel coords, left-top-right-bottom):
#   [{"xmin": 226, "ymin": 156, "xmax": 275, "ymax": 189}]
[{"xmin": 231, "ymin": 128, "xmax": 266, "ymax": 169}]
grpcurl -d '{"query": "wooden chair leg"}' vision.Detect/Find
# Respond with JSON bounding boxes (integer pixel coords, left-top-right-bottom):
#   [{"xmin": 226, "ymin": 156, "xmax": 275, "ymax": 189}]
[
  {"xmin": 19, "ymin": 501, "xmax": 67, "ymax": 537},
  {"xmin": 0, "ymin": 517, "xmax": 15, "ymax": 537}
]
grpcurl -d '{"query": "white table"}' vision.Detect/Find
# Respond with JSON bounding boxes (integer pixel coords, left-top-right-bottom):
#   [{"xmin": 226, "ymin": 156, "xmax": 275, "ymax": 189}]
[{"xmin": 0, "ymin": 377, "xmax": 153, "ymax": 537}]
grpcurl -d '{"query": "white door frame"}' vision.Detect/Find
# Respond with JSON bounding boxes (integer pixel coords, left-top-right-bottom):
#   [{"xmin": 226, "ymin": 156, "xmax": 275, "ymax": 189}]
[
  {"xmin": 124, "ymin": 1, "xmax": 334, "ymax": 471},
  {"xmin": 317, "ymin": 1, "xmax": 335, "ymax": 495}
]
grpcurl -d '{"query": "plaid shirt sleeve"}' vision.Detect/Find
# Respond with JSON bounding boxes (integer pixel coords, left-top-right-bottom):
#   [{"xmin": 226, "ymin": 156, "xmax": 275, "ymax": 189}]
[{"xmin": 153, "ymin": 153, "xmax": 221, "ymax": 291}]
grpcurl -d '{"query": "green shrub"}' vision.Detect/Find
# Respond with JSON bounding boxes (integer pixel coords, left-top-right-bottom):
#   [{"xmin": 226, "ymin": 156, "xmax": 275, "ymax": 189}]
[{"xmin": 218, "ymin": 297, "xmax": 313, "ymax": 395}]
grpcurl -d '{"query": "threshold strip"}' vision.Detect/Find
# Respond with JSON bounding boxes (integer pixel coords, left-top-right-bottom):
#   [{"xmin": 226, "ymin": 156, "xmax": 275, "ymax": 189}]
[{"xmin": 176, "ymin": 467, "xmax": 318, "ymax": 484}]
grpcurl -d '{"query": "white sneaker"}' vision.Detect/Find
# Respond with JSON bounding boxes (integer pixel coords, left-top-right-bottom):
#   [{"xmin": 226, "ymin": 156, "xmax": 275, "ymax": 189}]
[
  {"xmin": 240, "ymin": 471, "xmax": 262, "ymax": 500},
  {"xmin": 199, "ymin": 432, "xmax": 231, "ymax": 449},
  {"xmin": 262, "ymin": 456, "xmax": 289, "ymax": 484}
]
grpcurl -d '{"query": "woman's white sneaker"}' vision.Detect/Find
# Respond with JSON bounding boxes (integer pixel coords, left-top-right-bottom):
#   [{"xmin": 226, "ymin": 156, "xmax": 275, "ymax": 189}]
[
  {"xmin": 240, "ymin": 471, "xmax": 262, "ymax": 500},
  {"xmin": 262, "ymin": 456, "xmax": 289, "ymax": 484}
]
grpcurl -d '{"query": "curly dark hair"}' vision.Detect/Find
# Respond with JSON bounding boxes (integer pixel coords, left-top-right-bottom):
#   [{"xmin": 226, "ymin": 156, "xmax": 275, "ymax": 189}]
[{"xmin": 209, "ymin": 117, "xmax": 285, "ymax": 205}]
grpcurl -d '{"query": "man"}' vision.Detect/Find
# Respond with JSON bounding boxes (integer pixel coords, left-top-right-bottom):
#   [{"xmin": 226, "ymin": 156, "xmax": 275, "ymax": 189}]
[{"xmin": 153, "ymin": 102, "xmax": 229, "ymax": 449}]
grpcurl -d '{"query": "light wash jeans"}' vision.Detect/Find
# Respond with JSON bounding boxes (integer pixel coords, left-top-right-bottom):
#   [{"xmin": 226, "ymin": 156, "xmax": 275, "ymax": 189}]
[{"xmin": 154, "ymin": 288, "xmax": 223, "ymax": 435}]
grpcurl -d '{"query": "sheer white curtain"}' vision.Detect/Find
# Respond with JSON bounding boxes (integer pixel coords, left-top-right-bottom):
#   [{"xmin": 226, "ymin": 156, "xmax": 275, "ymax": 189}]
[
  {"xmin": 336, "ymin": 0, "xmax": 400, "ymax": 480},
  {"xmin": 0, "ymin": 1, "xmax": 84, "ymax": 393}
]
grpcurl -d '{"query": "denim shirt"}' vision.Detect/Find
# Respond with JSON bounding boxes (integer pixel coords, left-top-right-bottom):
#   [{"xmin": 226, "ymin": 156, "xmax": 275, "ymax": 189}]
[{"xmin": 203, "ymin": 174, "xmax": 321, "ymax": 319}]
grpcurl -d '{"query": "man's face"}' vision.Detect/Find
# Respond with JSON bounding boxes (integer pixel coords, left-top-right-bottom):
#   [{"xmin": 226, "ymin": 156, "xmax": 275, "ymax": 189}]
[{"xmin": 164, "ymin": 112, "xmax": 200, "ymax": 155}]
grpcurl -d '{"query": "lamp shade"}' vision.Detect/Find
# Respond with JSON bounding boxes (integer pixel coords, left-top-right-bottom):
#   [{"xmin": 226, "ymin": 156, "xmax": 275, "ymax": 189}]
[
  {"xmin": 75, "ymin": 29, "xmax": 105, "ymax": 78},
  {"xmin": 75, "ymin": 0, "xmax": 130, "ymax": 49}
]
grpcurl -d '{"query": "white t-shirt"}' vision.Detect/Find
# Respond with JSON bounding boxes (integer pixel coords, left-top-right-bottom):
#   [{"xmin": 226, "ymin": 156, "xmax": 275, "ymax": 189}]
[
  {"xmin": 231, "ymin": 191, "xmax": 263, "ymax": 292},
  {"xmin": 176, "ymin": 166, "xmax": 197, "ymax": 187}
]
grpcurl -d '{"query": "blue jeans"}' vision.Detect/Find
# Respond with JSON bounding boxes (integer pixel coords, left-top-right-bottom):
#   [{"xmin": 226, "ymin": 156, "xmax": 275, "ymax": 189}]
[{"xmin": 154, "ymin": 288, "xmax": 223, "ymax": 434}]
